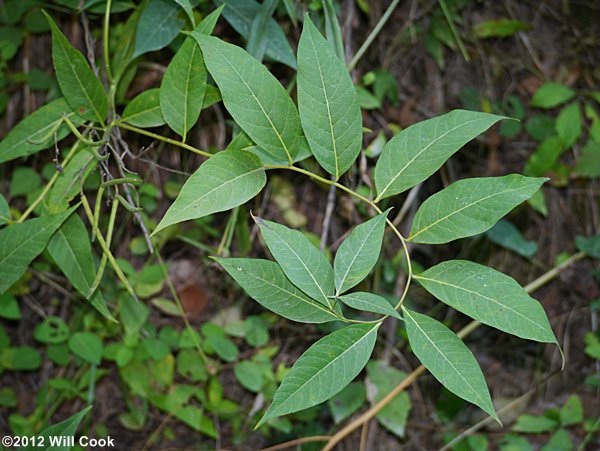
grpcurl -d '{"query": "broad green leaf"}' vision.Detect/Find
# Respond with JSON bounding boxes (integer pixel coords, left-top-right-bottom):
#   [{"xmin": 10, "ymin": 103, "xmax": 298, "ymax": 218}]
[
  {"xmin": 25, "ymin": 406, "xmax": 92, "ymax": 451},
  {"xmin": 254, "ymin": 217, "xmax": 334, "ymax": 307},
  {"xmin": 0, "ymin": 293, "xmax": 19, "ymax": 320},
  {"xmin": 68, "ymin": 331, "xmax": 103, "ymax": 365},
  {"xmin": 33, "ymin": 316, "xmax": 69, "ymax": 344},
  {"xmin": 215, "ymin": 258, "xmax": 338, "ymax": 323},
  {"xmin": 121, "ymin": 89, "xmax": 166, "ymax": 128},
  {"xmin": 47, "ymin": 147, "xmax": 97, "ymax": 213},
  {"xmin": 47, "ymin": 215, "xmax": 115, "ymax": 322},
  {"xmin": 409, "ymin": 175, "xmax": 546, "ymax": 244},
  {"xmin": 513, "ymin": 414, "xmax": 557, "ymax": 433},
  {"xmin": 154, "ymin": 149, "xmax": 265, "ymax": 234},
  {"xmin": 10, "ymin": 167, "xmax": 41, "ymax": 196},
  {"xmin": 541, "ymin": 429, "xmax": 573, "ymax": 451},
  {"xmin": 192, "ymin": 34, "xmax": 302, "ymax": 163},
  {"xmin": 160, "ymin": 7, "xmax": 222, "ymax": 140},
  {"xmin": 133, "ymin": 0, "xmax": 184, "ymax": 58},
  {"xmin": 556, "ymin": 102, "xmax": 581, "ymax": 148},
  {"xmin": 531, "ymin": 83, "xmax": 576, "ymax": 109},
  {"xmin": 338, "ymin": 292, "xmax": 400, "ymax": 319},
  {"xmin": 366, "ymin": 360, "xmax": 411, "ymax": 438},
  {"xmin": 234, "ymin": 360, "xmax": 263, "ymax": 392},
  {"xmin": 257, "ymin": 323, "xmax": 379, "ymax": 427},
  {"xmin": 216, "ymin": 0, "xmax": 297, "ymax": 69},
  {"xmin": 403, "ymin": 308, "xmax": 498, "ymax": 422},
  {"xmin": 172, "ymin": 0, "xmax": 195, "ymax": 26},
  {"xmin": 0, "ymin": 346, "xmax": 41, "ymax": 370},
  {"xmin": 0, "ymin": 207, "xmax": 75, "ymax": 294},
  {"xmin": 246, "ymin": 0, "xmax": 278, "ymax": 62},
  {"xmin": 327, "ymin": 382, "xmax": 366, "ymax": 424},
  {"xmin": 524, "ymin": 136, "xmax": 564, "ymax": 177},
  {"xmin": 0, "ymin": 194, "xmax": 10, "ymax": 225},
  {"xmin": 0, "ymin": 98, "xmax": 77, "ymax": 164},
  {"xmin": 44, "ymin": 12, "xmax": 107, "ymax": 123},
  {"xmin": 575, "ymin": 234, "xmax": 600, "ymax": 259},
  {"xmin": 559, "ymin": 395, "xmax": 583, "ymax": 426},
  {"xmin": 414, "ymin": 260, "xmax": 557, "ymax": 343},
  {"xmin": 374, "ymin": 110, "xmax": 506, "ymax": 201},
  {"xmin": 297, "ymin": 16, "xmax": 362, "ymax": 179},
  {"xmin": 334, "ymin": 210, "xmax": 389, "ymax": 294},
  {"xmin": 486, "ymin": 219, "xmax": 537, "ymax": 257}
]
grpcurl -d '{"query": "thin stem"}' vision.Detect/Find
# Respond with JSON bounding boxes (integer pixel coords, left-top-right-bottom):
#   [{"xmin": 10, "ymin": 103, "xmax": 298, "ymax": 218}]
[
  {"xmin": 103, "ymin": 0, "xmax": 113, "ymax": 83},
  {"xmin": 348, "ymin": 0, "xmax": 401, "ymax": 70},
  {"xmin": 116, "ymin": 122, "xmax": 212, "ymax": 157},
  {"xmin": 322, "ymin": 251, "xmax": 586, "ymax": 450},
  {"xmin": 88, "ymin": 198, "xmax": 119, "ymax": 298},
  {"xmin": 438, "ymin": 0, "xmax": 470, "ymax": 62},
  {"xmin": 259, "ymin": 435, "xmax": 332, "ymax": 451},
  {"xmin": 63, "ymin": 116, "xmax": 107, "ymax": 147}
]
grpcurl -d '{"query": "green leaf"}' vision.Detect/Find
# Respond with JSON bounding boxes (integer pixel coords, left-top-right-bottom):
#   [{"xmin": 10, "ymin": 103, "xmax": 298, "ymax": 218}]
[
  {"xmin": 172, "ymin": 0, "xmax": 195, "ymax": 26},
  {"xmin": 47, "ymin": 147, "xmax": 97, "ymax": 213},
  {"xmin": 133, "ymin": 0, "xmax": 184, "ymax": 58},
  {"xmin": 414, "ymin": 260, "xmax": 557, "ymax": 343},
  {"xmin": 0, "ymin": 293, "xmax": 20, "ymax": 320},
  {"xmin": 0, "ymin": 346, "xmax": 41, "ymax": 371},
  {"xmin": 338, "ymin": 292, "xmax": 400, "ymax": 319},
  {"xmin": 254, "ymin": 217, "xmax": 334, "ymax": 307},
  {"xmin": 0, "ymin": 194, "xmax": 10, "ymax": 225},
  {"xmin": 154, "ymin": 149, "xmax": 266, "ymax": 234},
  {"xmin": 0, "ymin": 207, "xmax": 75, "ymax": 294},
  {"xmin": 44, "ymin": 11, "xmax": 107, "ymax": 123},
  {"xmin": 297, "ymin": 16, "xmax": 362, "ymax": 179},
  {"xmin": 409, "ymin": 175, "xmax": 547, "ymax": 244},
  {"xmin": 474, "ymin": 19, "xmax": 531, "ymax": 38},
  {"xmin": 216, "ymin": 0, "xmax": 297, "ymax": 69},
  {"xmin": 486, "ymin": 219, "xmax": 537, "ymax": 257},
  {"xmin": 257, "ymin": 323, "xmax": 379, "ymax": 427},
  {"xmin": 234, "ymin": 360, "xmax": 263, "ymax": 392},
  {"xmin": 33, "ymin": 316, "xmax": 70, "ymax": 344},
  {"xmin": 531, "ymin": 83, "xmax": 576, "ymax": 109},
  {"xmin": 403, "ymin": 307, "xmax": 498, "ymax": 422},
  {"xmin": 68, "ymin": 332, "xmax": 103, "ymax": 365},
  {"xmin": 215, "ymin": 258, "xmax": 338, "ymax": 323},
  {"xmin": 555, "ymin": 102, "xmax": 581, "ymax": 148},
  {"xmin": 206, "ymin": 334, "xmax": 238, "ymax": 362},
  {"xmin": 559, "ymin": 395, "xmax": 583, "ymax": 426},
  {"xmin": 10, "ymin": 167, "xmax": 41, "ymax": 196},
  {"xmin": 334, "ymin": 210, "xmax": 389, "ymax": 295},
  {"xmin": 27, "ymin": 406, "xmax": 92, "ymax": 451},
  {"xmin": 513, "ymin": 414, "xmax": 557, "ymax": 433},
  {"xmin": 160, "ymin": 7, "xmax": 222, "ymax": 140},
  {"xmin": 246, "ymin": 0, "xmax": 278, "ymax": 61},
  {"xmin": 575, "ymin": 141, "xmax": 600, "ymax": 178},
  {"xmin": 366, "ymin": 360, "xmax": 411, "ymax": 437},
  {"xmin": 47, "ymin": 214, "xmax": 115, "ymax": 322},
  {"xmin": 192, "ymin": 34, "xmax": 302, "ymax": 164},
  {"xmin": 322, "ymin": 0, "xmax": 345, "ymax": 60},
  {"xmin": 0, "ymin": 98, "xmax": 77, "ymax": 164},
  {"xmin": 524, "ymin": 136, "xmax": 564, "ymax": 177},
  {"xmin": 121, "ymin": 89, "xmax": 166, "ymax": 128},
  {"xmin": 575, "ymin": 234, "xmax": 600, "ymax": 259},
  {"xmin": 541, "ymin": 429, "xmax": 573, "ymax": 451},
  {"xmin": 374, "ymin": 110, "xmax": 506, "ymax": 201},
  {"xmin": 327, "ymin": 382, "xmax": 366, "ymax": 424}
]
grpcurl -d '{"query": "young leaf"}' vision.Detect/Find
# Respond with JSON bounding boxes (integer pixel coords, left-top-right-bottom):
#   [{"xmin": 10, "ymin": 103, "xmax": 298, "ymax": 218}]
[
  {"xmin": 47, "ymin": 215, "xmax": 116, "ymax": 322},
  {"xmin": 68, "ymin": 332, "xmax": 103, "ymax": 365},
  {"xmin": 374, "ymin": 110, "xmax": 506, "ymax": 201},
  {"xmin": 334, "ymin": 210, "xmax": 389, "ymax": 295},
  {"xmin": 215, "ymin": 258, "xmax": 339, "ymax": 323},
  {"xmin": 409, "ymin": 175, "xmax": 547, "ymax": 244},
  {"xmin": 338, "ymin": 292, "xmax": 401, "ymax": 319},
  {"xmin": 121, "ymin": 89, "xmax": 166, "ymax": 128},
  {"xmin": 414, "ymin": 260, "xmax": 557, "ymax": 343},
  {"xmin": 0, "ymin": 98, "xmax": 78, "ymax": 164},
  {"xmin": 531, "ymin": 83, "xmax": 576, "ymax": 109},
  {"xmin": 192, "ymin": 34, "xmax": 302, "ymax": 163},
  {"xmin": 0, "ymin": 207, "xmax": 75, "ymax": 294},
  {"xmin": 297, "ymin": 16, "xmax": 362, "ymax": 179},
  {"xmin": 216, "ymin": 0, "xmax": 297, "ymax": 69},
  {"xmin": 160, "ymin": 7, "xmax": 222, "ymax": 140},
  {"xmin": 402, "ymin": 308, "xmax": 499, "ymax": 422},
  {"xmin": 254, "ymin": 217, "xmax": 334, "ymax": 307},
  {"xmin": 257, "ymin": 323, "xmax": 379, "ymax": 427},
  {"xmin": 44, "ymin": 12, "xmax": 107, "ymax": 124},
  {"xmin": 133, "ymin": 0, "xmax": 184, "ymax": 58},
  {"xmin": 154, "ymin": 149, "xmax": 266, "ymax": 234}
]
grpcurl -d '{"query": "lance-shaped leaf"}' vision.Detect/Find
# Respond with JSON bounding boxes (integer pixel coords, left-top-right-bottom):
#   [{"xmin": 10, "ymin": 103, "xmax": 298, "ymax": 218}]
[
  {"xmin": 192, "ymin": 34, "xmax": 302, "ymax": 163},
  {"xmin": 172, "ymin": 0, "xmax": 195, "ymax": 26},
  {"xmin": 44, "ymin": 12, "xmax": 107, "ymax": 123},
  {"xmin": 160, "ymin": 7, "xmax": 222, "ymax": 140},
  {"xmin": 216, "ymin": 0, "xmax": 297, "ymax": 69},
  {"xmin": 133, "ymin": 0, "xmax": 184, "ymax": 58},
  {"xmin": 35, "ymin": 406, "xmax": 92, "ymax": 447},
  {"xmin": 215, "ymin": 258, "xmax": 338, "ymax": 323},
  {"xmin": 154, "ymin": 149, "xmax": 265, "ymax": 234},
  {"xmin": 47, "ymin": 215, "xmax": 116, "ymax": 322},
  {"xmin": 254, "ymin": 217, "xmax": 334, "ymax": 307},
  {"xmin": 0, "ymin": 207, "xmax": 75, "ymax": 294},
  {"xmin": 121, "ymin": 89, "xmax": 166, "ymax": 128},
  {"xmin": 374, "ymin": 110, "xmax": 506, "ymax": 201},
  {"xmin": 338, "ymin": 292, "xmax": 401, "ymax": 319},
  {"xmin": 403, "ymin": 308, "xmax": 499, "ymax": 422},
  {"xmin": 297, "ymin": 16, "xmax": 362, "ymax": 179},
  {"xmin": 409, "ymin": 175, "xmax": 547, "ymax": 244},
  {"xmin": 414, "ymin": 260, "xmax": 556, "ymax": 343},
  {"xmin": 0, "ymin": 98, "xmax": 79, "ymax": 164},
  {"xmin": 257, "ymin": 323, "xmax": 379, "ymax": 427},
  {"xmin": 334, "ymin": 210, "xmax": 389, "ymax": 295}
]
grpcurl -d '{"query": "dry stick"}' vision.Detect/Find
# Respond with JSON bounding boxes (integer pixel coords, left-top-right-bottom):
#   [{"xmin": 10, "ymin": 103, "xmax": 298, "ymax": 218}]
[
  {"xmin": 259, "ymin": 435, "xmax": 333, "ymax": 451},
  {"xmin": 322, "ymin": 251, "xmax": 586, "ymax": 450},
  {"xmin": 320, "ymin": 182, "xmax": 337, "ymax": 251}
]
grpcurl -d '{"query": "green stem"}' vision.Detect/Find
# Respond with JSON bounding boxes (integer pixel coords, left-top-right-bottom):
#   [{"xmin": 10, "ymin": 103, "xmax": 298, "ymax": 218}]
[
  {"xmin": 88, "ymin": 198, "xmax": 118, "ymax": 298},
  {"xmin": 439, "ymin": 0, "xmax": 470, "ymax": 62},
  {"xmin": 116, "ymin": 122, "xmax": 212, "ymax": 157},
  {"xmin": 103, "ymin": 0, "xmax": 113, "ymax": 83}
]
